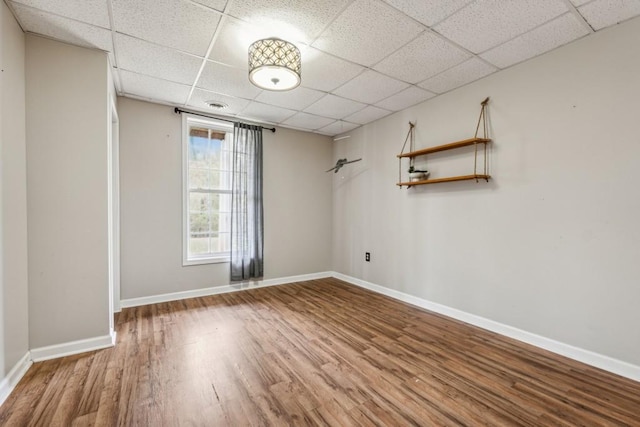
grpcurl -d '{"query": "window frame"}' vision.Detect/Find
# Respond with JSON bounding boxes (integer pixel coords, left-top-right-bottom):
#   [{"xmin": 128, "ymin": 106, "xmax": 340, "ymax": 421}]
[{"xmin": 182, "ymin": 114, "xmax": 233, "ymax": 266}]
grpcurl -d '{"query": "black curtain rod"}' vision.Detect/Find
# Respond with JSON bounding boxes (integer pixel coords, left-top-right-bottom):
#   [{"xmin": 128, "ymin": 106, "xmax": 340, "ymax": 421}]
[{"xmin": 174, "ymin": 107, "xmax": 276, "ymax": 133}]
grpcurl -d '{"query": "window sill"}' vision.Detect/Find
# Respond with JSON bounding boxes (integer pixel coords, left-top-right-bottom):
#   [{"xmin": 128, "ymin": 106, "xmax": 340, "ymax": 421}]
[{"xmin": 183, "ymin": 256, "xmax": 230, "ymax": 267}]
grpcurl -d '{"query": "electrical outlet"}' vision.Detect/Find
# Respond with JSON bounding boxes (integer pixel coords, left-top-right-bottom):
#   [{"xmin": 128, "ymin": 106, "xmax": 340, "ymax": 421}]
[{"xmin": 365, "ymin": 252, "xmax": 370, "ymax": 262}]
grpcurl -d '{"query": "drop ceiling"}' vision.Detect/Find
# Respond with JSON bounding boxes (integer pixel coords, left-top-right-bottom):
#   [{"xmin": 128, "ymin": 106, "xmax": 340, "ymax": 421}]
[{"xmin": 6, "ymin": 0, "xmax": 640, "ymax": 136}]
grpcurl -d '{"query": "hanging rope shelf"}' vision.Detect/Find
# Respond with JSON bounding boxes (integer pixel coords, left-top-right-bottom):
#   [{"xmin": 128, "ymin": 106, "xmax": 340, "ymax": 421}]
[{"xmin": 397, "ymin": 97, "xmax": 492, "ymax": 188}]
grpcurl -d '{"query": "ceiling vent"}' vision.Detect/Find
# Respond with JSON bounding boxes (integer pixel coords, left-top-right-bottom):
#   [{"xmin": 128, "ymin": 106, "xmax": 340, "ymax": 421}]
[{"xmin": 205, "ymin": 101, "xmax": 228, "ymax": 110}]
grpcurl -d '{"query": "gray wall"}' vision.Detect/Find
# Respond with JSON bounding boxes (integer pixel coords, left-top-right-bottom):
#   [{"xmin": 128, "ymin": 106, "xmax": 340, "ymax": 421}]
[
  {"xmin": 26, "ymin": 35, "xmax": 111, "ymax": 348},
  {"xmin": 0, "ymin": 0, "xmax": 29, "ymax": 374},
  {"xmin": 118, "ymin": 97, "xmax": 333, "ymax": 299},
  {"xmin": 262, "ymin": 126, "xmax": 333, "ymax": 279},
  {"xmin": 332, "ymin": 16, "xmax": 640, "ymax": 366}
]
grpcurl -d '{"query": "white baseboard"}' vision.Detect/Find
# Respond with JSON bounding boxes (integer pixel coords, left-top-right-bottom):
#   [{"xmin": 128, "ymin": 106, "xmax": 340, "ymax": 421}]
[
  {"xmin": 332, "ymin": 272, "xmax": 640, "ymax": 383},
  {"xmin": 120, "ymin": 271, "xmax": 333, "ymax": 308},
  {"xmin": 0, "ymin": 352, "xmax": 32, "ymax": 406},
  {"xmin": 30, "ymin": 329, "xmax": 117, "ymax": 362}
]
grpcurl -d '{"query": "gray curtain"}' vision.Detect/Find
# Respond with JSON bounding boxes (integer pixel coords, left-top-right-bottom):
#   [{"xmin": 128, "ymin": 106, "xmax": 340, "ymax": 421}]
[{"xmin": 230, "ymin": 123, "xmax": 264, "ymax": 281}]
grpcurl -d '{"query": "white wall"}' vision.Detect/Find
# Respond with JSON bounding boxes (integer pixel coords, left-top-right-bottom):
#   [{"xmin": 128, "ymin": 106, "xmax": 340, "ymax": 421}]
[
  {"xmin": 118, "ymin": 97, "xmax": 333, "ymax": 300},
  {"xmin": 26, "ymin": 35, "xmax": 111, "ymax": 348},
  {"xmin": 333, "ymin": 16, "xmax": 640, "ymax": 367},
  {"xmin": 0, "ymin": 0, "xmax": 29, "ymax": 375}
]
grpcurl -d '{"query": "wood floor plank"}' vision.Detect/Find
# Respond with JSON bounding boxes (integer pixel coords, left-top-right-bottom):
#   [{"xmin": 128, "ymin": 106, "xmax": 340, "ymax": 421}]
[
  {"xmin": 0, "ymin": 361, "xmax": 55, "ymax": 425},
  {"xmin": 27, "ymin": 357, "xmax": 78, "ymax": 426},
  {"xmin": 2, "ymin": 279, "xmax": 639, "ymax": 426},
  {"xmin": 50, "ymin": 354, "xmax": 93, "ymax": 425}
]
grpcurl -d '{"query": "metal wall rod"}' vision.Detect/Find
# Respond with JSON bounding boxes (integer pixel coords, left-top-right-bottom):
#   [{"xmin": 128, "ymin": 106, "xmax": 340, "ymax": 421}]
[{"xmin": 174, "ymin": 107, "xmax": 276, "ymax": 133}]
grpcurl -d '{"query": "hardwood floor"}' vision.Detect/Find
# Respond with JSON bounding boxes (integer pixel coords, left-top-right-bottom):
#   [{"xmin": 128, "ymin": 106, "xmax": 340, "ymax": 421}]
[{"xmin": 2, "ymin": 278, "xmax": 639, "ymax": 426}]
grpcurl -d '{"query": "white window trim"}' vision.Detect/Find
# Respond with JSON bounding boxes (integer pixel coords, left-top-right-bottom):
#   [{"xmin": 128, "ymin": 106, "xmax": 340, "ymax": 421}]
[{"xmin": 182, "ymin": 113, "xmax": 233, "ymax": 266}]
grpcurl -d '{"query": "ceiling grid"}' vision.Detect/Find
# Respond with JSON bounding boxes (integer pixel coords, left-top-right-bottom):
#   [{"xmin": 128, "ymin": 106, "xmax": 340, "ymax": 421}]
[{"xmin": 6, "ymin": 0, "xmax": 640, "ymax": 135}]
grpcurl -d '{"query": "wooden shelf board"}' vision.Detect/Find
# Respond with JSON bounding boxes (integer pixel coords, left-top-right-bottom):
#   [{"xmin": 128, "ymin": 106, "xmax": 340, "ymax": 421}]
[
  {"xmin": 397, "ymin": 174, "xmax": 491, "ymax": 187},
  {"xmin": 397, "ymin": 137, "xmax": 491, "ymax": 158}
]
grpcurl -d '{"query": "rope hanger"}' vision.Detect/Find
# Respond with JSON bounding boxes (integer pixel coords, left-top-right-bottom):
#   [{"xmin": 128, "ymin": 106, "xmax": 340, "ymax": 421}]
[
  {"xmin": 474, "ymin": 97, "xmax": 490, "ymax": 181},
  {"xmin": 398, "ymin": 122, "xmax": 415, "ymax": 185}
]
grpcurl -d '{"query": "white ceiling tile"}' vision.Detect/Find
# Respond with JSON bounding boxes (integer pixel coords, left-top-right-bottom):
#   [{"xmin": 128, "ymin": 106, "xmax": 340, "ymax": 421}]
[
  {"xmin": 10, "ymin": 2, "xmax": 113, "ymax": 52},
  {"xmin": 115, "ymin": 34, "xmax": 202, "ymax": 86},
  {"xmin": 225, "ymin": 0, "xmax": 352, "ymax": 44},
  {"xmin": 382, "ymin": 0, "xmax": 476, "ymax": 26},
  {"xmin": 191, "ymin": 0, "xmax": 228, "ymax": 12},
  {"xmin": 344, "ymin": 106, "xmax": 392, "ymax": 125},
  {"xmin": 300, "ymin": 47, "xmax": 366, "ymax": 92},
  {"xmin": 304, "ymin": 95, "xmax": 366, "ymax": 120},
  {"xmin": 481, "ymin": 14, "xmax": 589, "ymax": 69},
  {"xmin": 120, "ymin": 70, "xmax": 191, "ymax": 105},
  {"xmin": 570, "ymin": 0, "xmax": 591, "ymax": 5},
  {"xmin": 187, "ymin": 89, "xmax": 250, "ymax": 114},
  {"xmin": 111, "ymin": 0, "xmax": 221, "ymax": 56},
  {"xmin": 198, "ymin": 61, "xmax": 263, "ymax": 99},
  {"xmin": 282, "ymin": 112, "xmax": 335, "ymax": 130},
  {"xmin": 317, "ymin": 120, "xmax": 361, "ymax": 136},
  {"xmin": 255, "ymin": 86, "xmax": 326, "ymax": 111},
  {"xmin": 375, "ymin": 86, "xmax": 435, "ymax": 111},
  {"xmin": 208, "ymin": 18, "xmax": 258, "ymax": 69},
  {"xmin": 334, "ymin": 70, "xmax": 410, "ymax": 104},
  {"xmin": 374, "ymin": 31, "xmax": 470, "ymax": 83},
  {"xmin": 578, "ymin": 0, "xmax": 640, "ymax": 30},
  {"xmin": 418, "ymin": 57, "xmax": 496, "ymax": 94},
  {"xmin": 312, "ymin": 0, "xmax": 425, "ymax": 66},
  {"xmin": 434, "ymin": 0, "xmax": 568, "ymax": 53},
  {"xmin": 10, "ymin": 0, "xmax": 110, "ymax": 28},
  {"xmin": 239, "ymin": 102, "xmax": 296, "ymax": 124}
]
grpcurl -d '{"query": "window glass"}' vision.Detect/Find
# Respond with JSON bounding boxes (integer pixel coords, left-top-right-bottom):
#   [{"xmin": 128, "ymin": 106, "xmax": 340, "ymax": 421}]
[{"xmin": 183, "ymin": 117, "xmax": 232, "ymax": 264}]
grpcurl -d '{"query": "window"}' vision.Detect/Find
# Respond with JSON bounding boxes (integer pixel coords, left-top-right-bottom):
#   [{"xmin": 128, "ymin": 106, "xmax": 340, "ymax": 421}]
[{"xmin": 182, "ymin": 115, "xmax": 232, "ymax": 265}]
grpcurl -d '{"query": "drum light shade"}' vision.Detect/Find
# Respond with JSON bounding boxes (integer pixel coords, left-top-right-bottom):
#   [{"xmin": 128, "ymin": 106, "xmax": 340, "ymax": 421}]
[{"xmin": 248, "ymin": 38, "xmax": 301, "ymax": 91}]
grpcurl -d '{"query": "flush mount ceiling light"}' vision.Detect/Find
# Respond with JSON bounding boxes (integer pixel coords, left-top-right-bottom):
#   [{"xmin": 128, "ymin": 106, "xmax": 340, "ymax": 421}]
[{"xmin": 248, "ymin": 38, "xmax": 301, "ymax": 91}]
